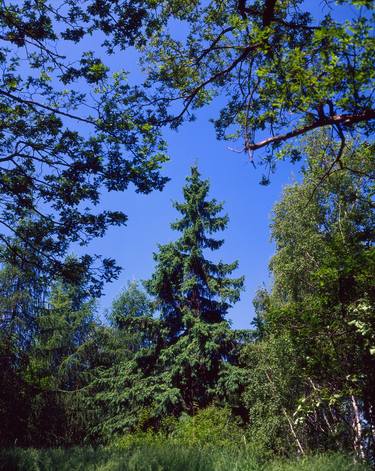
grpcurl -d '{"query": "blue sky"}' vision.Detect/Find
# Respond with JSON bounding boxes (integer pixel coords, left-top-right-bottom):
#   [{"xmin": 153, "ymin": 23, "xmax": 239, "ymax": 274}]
[
  {"xmin": 20, "ymin": 1, "xmax": 356, "ymax": 329},
  {"xmin": 91, "ymin": 112, "xmax": 299, "ymax": 329},
  {"xmin": 77, "ymin": 1, "xmax": 361, "ymax": 329}
]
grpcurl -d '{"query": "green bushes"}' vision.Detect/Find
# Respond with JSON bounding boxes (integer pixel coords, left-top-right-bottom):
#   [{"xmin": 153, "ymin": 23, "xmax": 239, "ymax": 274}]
[
  {"xmin": 113, "ymin": 406, "xmax": 244, "ymax": 450},
  {"xmin": 0, "ymin": 448, "xmax": 369, "ymax": 471},
  {"xmin": 112, "ymin": 430, "xmax": 165, "ymax": 450},
  {"xmin": 170, "ymin": 406, "xmax": 244, "ymax": 448},
  {"xmin": 1, "ymin": 411, "xmax": 370, "ymax": 470}
]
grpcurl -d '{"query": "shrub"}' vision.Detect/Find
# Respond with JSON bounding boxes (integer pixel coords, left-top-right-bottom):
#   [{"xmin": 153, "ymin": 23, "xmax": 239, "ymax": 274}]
[{"xmin": 170, "ymin": 406, "xmax": 244, "ymax": 448}]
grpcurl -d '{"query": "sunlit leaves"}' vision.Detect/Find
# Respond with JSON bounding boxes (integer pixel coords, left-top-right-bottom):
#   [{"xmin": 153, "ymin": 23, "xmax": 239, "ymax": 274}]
[{"xmin": 0, "ymin": 1, "xmax": 169, "ymax": 293}]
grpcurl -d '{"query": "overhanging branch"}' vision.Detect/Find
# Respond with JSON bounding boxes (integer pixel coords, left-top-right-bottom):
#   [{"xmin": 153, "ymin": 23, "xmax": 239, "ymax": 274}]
[
  {"xmin": 246, "ymin": 110, "xmax": 375, "ymax": 151},
  {"xmin": 0, "ymin": 90, "xmax": 94, "ymax": 125}
]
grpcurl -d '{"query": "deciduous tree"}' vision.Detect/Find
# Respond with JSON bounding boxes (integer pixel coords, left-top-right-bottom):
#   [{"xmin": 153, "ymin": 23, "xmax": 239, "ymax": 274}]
[{"xmin": 0, "ymin": 1, "xmax": 168, "ymax": 292}]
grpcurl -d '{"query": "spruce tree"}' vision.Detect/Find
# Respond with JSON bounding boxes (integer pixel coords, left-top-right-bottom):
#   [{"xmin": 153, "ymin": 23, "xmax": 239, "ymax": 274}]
[
  {"xmin": 147, "ymin": 165, "xmax": 243, "ymax": 331},
  {"xmin": 89, "ymin": 167, "xmax": 244, "ymax": 439},
  {"xmin": 27, "ymin": 279, "xmax": 97, "ymax": 446},
  {"xmin": 143, "ymin": 166, "xmax": 244, "ymax": 414},
  {"xmin": 0, "ymin": 255, "xmax": 47, "ymax": 446}
]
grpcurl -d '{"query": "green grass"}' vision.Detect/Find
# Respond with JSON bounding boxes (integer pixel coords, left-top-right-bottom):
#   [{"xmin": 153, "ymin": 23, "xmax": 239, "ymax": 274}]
[{"xmin": 0, "ymin": 447, "xmax": 370, "ymax": 471}]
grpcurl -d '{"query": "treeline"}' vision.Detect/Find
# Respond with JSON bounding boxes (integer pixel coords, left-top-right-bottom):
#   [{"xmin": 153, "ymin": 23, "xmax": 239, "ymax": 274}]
[{"xmin": 1, "ymin": 134, "xmax": 373, "ymax": 463}]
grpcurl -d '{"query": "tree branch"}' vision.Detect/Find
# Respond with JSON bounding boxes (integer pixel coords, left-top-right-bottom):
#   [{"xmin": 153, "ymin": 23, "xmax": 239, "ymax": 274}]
[
  {"xmin": 0, "ymin": 90, "xmax": 94, "ymax": 125},
  {"xmin": 171, "ymin": 43, "xmax": 260, "ymax": 123},
  {"xmin": 246, "ymin": 110, "xmax": 375, "ymax": 151},
  {"xmin": 262, "ymin": 0, "xmax": 277, "ymax": 27}
]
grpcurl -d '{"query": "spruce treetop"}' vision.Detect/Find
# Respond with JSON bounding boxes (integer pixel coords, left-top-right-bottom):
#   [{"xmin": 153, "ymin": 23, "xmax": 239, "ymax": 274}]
[{"xmin": 147, "ymin": 166, "xmax": 244, "ymax": 329}]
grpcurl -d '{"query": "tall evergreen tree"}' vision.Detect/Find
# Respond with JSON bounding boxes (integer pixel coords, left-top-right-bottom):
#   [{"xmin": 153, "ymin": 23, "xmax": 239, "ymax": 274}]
[
  {"xmin": 0, "ymin": 252, "xmax": 47, "ymax": 446},
  {"xmin": 143, "ymin": 165, "xmax": 244, "ymax": 415},
  {"xmin": 18, "ymin": 277, "xmax": 96, "ymax": 447},
  {"xmin": 148, "ymin": 165, "xmax": 243, "ymax": 331},
  {"xmin": 88, "ymin": 167, "xmax": 244, "ymax": 440}
]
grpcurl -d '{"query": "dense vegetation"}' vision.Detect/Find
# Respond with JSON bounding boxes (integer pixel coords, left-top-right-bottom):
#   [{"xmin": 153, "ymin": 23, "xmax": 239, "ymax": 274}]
[
  {"xmin": 1, "ymin": 144, "xmax": 373, "ymax": 467},
  {"xmin": 0, "ymin": 1, "xmax": 374, "ymax": 470},
  {"xmin": 0, "ymin": 448, "xmax": 371, "ymax": 471}
]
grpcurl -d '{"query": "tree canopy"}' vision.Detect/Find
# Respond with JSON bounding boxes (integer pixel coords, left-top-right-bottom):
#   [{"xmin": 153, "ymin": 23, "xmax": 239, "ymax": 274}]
[
  {"xmin": 1, "ymin": 1, "xmax": 373, "ymax": 288},
  {"xmin": 137, "ymin": 0, "xmax": 374, "ymax": 180},
  {"xmin": 0, "ymin": 1, "xmax": 168, "ymax": 293}
]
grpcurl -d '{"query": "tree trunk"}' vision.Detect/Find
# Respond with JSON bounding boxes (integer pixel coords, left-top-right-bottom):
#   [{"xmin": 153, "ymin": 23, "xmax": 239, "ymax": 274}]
[{"xmin": 351, "ymin": 395, "xmax": 365, "ymax": 460}]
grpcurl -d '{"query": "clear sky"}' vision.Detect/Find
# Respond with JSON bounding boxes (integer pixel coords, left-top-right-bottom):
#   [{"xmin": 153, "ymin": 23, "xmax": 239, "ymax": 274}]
[
  {"xmin": 93, "ymin": 121, "xmax": 298, "ymax": 329},
  {"xmin": 65, "ymin": 1, "xmax": 359, "ymax": 329}
]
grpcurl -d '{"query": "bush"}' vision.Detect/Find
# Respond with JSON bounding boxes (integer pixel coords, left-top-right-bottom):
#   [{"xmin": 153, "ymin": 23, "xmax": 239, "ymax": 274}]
[
  {"xmin": 170, "ymin": 406, "xmax": 244, "ymax": 448},
  {"xmin": 113, "ymin": 405, "xmax": 244, "ymax": 451}
]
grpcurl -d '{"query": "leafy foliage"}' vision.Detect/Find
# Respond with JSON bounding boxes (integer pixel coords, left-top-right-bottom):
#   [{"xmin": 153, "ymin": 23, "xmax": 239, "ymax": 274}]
[
  {"xmin": 241, "ymin": 133, "xmax": 375, "ymax": 460},
  {"xmin": 110, "ymin": 281, "xmax": 154, "ymax": 328},
  {"xmin": 0, "ymin": 1, "xmax": 169, "ymax": 292},
  {"xmin": 134, "ymin": 0, "xmax": 374, "ymax": 180}
]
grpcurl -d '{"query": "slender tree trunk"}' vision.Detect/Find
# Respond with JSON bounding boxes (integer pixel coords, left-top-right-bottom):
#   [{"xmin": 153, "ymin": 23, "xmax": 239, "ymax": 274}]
[
  {"xmin": 282, "ymin": 406, "xmax": 305, "ymax": 456},
  {"xmin": 351, "ymin": 395, "xmax": 365, "ymax": 460},
  {"xmin": 369, "ymin": 404, "xmax": 375, "ymax": 443},
  {"xmin": 308, "ymin": 378, "xmax": 335, "ymax": 436}
]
